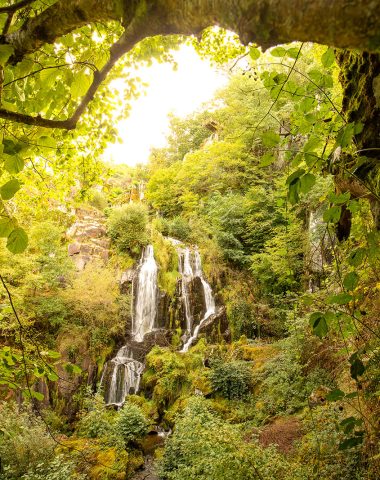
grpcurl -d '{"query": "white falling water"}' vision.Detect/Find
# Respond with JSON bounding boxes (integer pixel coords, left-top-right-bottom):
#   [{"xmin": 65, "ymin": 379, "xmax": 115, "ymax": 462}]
[
  {"xmin": 101, "ymin": 346, "xmax": 144, "ymax": 406},
  {"xmin": 132, "ymin": 245, "xmax": 158, "ymax": 342},
  {"xmin": 178, "ymin": 247, "xmax": 194, "ymax": 332},
  {"xmin": 101, "ymin": 245, "xmax": 158, "ymax": 405},
  {"xmin": 176, "ymin": 247, "xmax": 216, "ymax": 352}
]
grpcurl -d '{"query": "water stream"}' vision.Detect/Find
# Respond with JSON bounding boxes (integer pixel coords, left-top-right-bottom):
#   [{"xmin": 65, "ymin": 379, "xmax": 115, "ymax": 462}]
[
  {"xmin": 180, "ymin": 248, "xmax": 215, "ymax": 352},
  {"xmin": 101, "ymin": 245, "xmax": 158, "ymax": 406}
]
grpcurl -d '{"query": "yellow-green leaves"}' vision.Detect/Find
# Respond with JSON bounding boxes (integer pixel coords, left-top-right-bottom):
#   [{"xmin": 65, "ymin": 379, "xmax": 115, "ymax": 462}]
[
  {"xmin": 6, "ymin": 227, "xmax": 28, "ymax": 254},
  {"xmin": 261, "ymin": 131, "xmax": 280, "ymax": 147},
  {"xmin": 321, "ymin": 47, "xmax": 335, "ymax": 68},
  {"xmin": 0, "ymin": 45, "xmax": 14, "ymax": 66},
  {"xmin": 1, "ymin": 179, "xmax": 21, "ymax": 200},
  {"xmin": 71, "ymin": 71, "xmax": 93, "ymax": 98},
  {"xmin": 286, "ymin": 169, "xmax": 316, "ymax": 204},
  {"xmin": 249, "ymin": 46, "xmax": 260, "ymax": 60},
  {"xmin": 323, "ymin": 205, "xmax": 341, "ymax": 223},
  {"xmin": 3, "ymin": 154, "xmax": 24, "ymax": 174},
  {"xmin": 0, "ymin": 217, "xmax": 14, "ymax": 238}
]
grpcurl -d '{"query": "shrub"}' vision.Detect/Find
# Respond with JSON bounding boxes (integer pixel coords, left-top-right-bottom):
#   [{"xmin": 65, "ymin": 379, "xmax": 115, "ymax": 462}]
[
  {"xmin": 159, "ymin": 396, "xmax": 291, "ymax": 480},
  {"xmin": 228, "ymin": 299, "xmax": 258, "ymax": 339},
  {"xmin": 0, "ymin": 402, "xmax": 81, "ymax": 480},
  {"xmin": 106, "ymin": 203, "xmax": 148, "ymax": 254},
  {"xmin": 210, "ymin": 360, "xmax": 253, "ymax": 400},
  {"xmin": 115, "ymin": 402, "xmax": 149, "ymax": 445},
  {"xmin": 76, "ymin": 393, "xmax": 117, "ymax": 442},
  {"xmin": 167, "ymin": 216, "xmax": 192, "ymax": 241},
  {"xmin": 88, "ymin": 188, "xmax": 108, "ymax": 211}
]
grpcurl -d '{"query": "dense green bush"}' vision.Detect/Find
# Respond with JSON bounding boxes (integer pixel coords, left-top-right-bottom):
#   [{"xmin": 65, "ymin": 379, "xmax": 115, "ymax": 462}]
[
  {"xmin": 160, "ymin": 216, "xmax": 192, "ymax": 242},
  {"xmin": 106, "ymin": 203, "xmax": 148, "ymax": 254},
  {"xmin": 210, "ymin": 360, "xmax": 252, "ymax": 400},
  {"xmin": 76, "ymin": 392, "xmax": 117, "ymax": 442},
  {"xmin": 254, "ymin": 336, "xmax": 335, "ymax": 418},
  {"xmin": 115, "ymin": 402, "xmax": 149, "ymax": 445},
  {"xmin": 159, "ymin": 396, "xmax": 291, "ymax": 480}
]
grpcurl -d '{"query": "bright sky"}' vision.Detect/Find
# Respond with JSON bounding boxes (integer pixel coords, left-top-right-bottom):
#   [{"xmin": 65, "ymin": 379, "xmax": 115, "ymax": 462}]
[{"xmin": 104, "ymin": 44, "xmax": 228, "ymax": 166}]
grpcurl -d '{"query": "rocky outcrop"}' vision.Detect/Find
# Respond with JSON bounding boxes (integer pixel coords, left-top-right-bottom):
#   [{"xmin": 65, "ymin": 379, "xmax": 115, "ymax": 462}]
[
  {"xmin": 198, "ymin": 306, "xmax": 230, "ymax": 343},
  {"xmin": 66, "ymin": 207, "xmax": 110, "ymax": 271}
]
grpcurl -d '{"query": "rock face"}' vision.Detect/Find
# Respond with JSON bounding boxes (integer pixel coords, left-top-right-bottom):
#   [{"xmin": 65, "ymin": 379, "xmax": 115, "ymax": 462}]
[{"xmin": 66, "ymin": 207, "xmax": 110, "ymax": 271}]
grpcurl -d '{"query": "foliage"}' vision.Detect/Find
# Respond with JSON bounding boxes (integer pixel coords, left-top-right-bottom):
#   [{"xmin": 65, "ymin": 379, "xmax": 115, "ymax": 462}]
[
  {"xmin": 106, "ymin": 202, "xmax": 149, "ymax": 254},
  {"xmin": 159, "ymin": 396, "xmax": 291, "ymax": 480},
  {"xmin": 210, "ymin": 360, "xmax": 253, "ymax": 400},
  {"xmin": 62, "ymin": 261, "xmax": 120, "ymax": 332},
  {"xmin": 115, "ymin": 401, "xmax": 149, "ymax": 445},
  {"xmin": 0, "ymin": 402, "xmax": 81, "ymax": 480},
  {"xmin": 76, "ymin": 392, "xmax": 118, "ymax": 443}
]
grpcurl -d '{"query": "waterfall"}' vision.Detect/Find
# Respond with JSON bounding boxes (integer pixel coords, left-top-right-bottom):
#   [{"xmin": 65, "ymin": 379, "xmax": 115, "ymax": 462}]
[
  {"xmin": 181, "ymin": 249, "xmax": 215, "ymax": 352},
  {"xmin": 175, "ymin": 245, "xmax": 216, "ymax": 352},
  {"xmin": 101, "ymin": 245, "xmax": 158, "ymax": 406},
  {"xmin": 132, "ymin": 245, "xmax": 158, "ymax": 342},
  {"xmin": 178, "ymin": 247, "xmax": 194, "ymax": 332},
  {"xmin": 101, "ymin": 346, "xmax": 144, "ymax": 406}
]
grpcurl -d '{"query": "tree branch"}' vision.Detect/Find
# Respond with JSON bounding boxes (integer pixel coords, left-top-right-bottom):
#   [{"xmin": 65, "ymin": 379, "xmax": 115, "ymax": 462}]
[
  {"xmin": 0, "ymin": 0, "xmax": 35, "ymax": 14},
  {"xmin": 0, "ymin": 0, "xmax": 379, "ymax": 130},
  {"xmin": 0, "ymin": 23, "xmax": 150, "ymax": 129}
]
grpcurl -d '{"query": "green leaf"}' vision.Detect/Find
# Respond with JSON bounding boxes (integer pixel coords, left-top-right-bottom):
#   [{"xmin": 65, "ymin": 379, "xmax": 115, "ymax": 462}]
[
  {"xmin": 326, "ymin": 389, "xmax": 345, "ymax": 401},
  {"xmin": 339, "ymin": 433, "xmax": 364, "ymax": 450},
  {"xmin": 259, "ymin": 153, "xmax": 275, "ymax": 167},
  {"xmin": 31, "ymin": 390, "xmax": 44, "ymax": 401},
  {"xmin": 270, "ymin": 46, "xmax": 286, "ymax": 57},
  {"xmin": 323, "ymin": 205, "xmax": 341, "ymax": 223},
  {"xmin": 328, "ymin": 191, "xmax": 350, "ymax": 204},
  {"xmin": 47, "ymin": 350, "xmax": 61, "ymax": 359},
  {"xmin": 1, "ymin": 179, "xmax": 21, "ymax": 200},
  {"xmin": 343, "ymin": 272, "xmax": 359, "ymax": 291},
  {"xmin": 309, "ymin": 312, "xmax": 328, "ymax": 338},
  {"xmin": 4, "ymin": 154, "xmax": 24, "ymax": 174},
  {"xmin": 71, "ymin": 72, "xmax": 92, "ymax": 99},
  {"xmin": 286, "ymin": 168, "xmax": 305, "ymax": 185},
  {"xmin": 299, "ymin": 97, "xmax": 316, "ymax": 113},
  {"xmin": 249, "ymin": 47, "xmax": 261, "ymax": 60},
  {"xmin": 286, "ymin": 47, "xmax": 301, "ymax": 59},
  {"xmin": 337, "ymin": 123, "xmax": 355, "ymax": 148},
  {"xmin": 348, "ymin": 248, "xmax": 366, "ymax": 267},
  {"xmin": 299, "ymin": 173, "xmax": 316, "ymax": 194},
  {"xmin": 327, "ymin": 292, "xmax": 353, "ymax": 305},
  {"xmin": 64, "ymin": 362, "xmax": 82, "ymax": 375},
  {"xmin": 303, "ymin": 135, "xmax": 321, "ymax": 153},
  {"xmin": 321, "ymin": 47, "xmax": 335, "ymax": 68},
  {"xmin": 288, "ymin": 178, "xmax": 300, "ymax": 205},
  {"xmin": 6, "ymin": 227, "xmax": 28, "ymax": 254},
  {"xmin": 0, "ymin": 216, "xmax": 14, "ymax": 237},
  {"xmin": 261, "ymin": 131, "xmax": 281, "ymax": 147},
  {"xmin": 47, "ymin": 371, "xmax": 59, "ymax": 381},
  {"xmin": 350, "ymin": 355, "xmax": 365, "ymax": 380},
  {"xmin": 0, "ymin": 45, "xmax": 14, "ymax": 66}
]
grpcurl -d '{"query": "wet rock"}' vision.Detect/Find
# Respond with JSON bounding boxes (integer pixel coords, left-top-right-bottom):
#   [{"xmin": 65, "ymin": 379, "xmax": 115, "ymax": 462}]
[
  {"xmin": 198, "ymin": 306, "xmax": 230, "ymax": 342},
  {"xmin": 120, "ymin": 269, "xmax": 136, "ymax": 293}
]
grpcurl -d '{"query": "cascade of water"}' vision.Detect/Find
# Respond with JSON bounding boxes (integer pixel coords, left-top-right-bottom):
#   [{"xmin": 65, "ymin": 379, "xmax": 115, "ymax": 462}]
[
  {"xmin": 132, "ymin": 245, "xmax": 158, "ymax": 342},
  {"xmin": 172, "ymin": 244, "xmax": 216, "ymax": 352},
  {"xmin": 181, "ymin": 249, "xmax": 215, "ymax": 352},
  {"xmin": 101, "ymin": 346, "xmax": 145, "ymax": 406},
  {"xmin": 101, "ymin": 245, "xmax": 158, "ymax": 406},
  {"xmin": 178, "ymin": 247, "xmax": 194, "ymax": 332}
]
